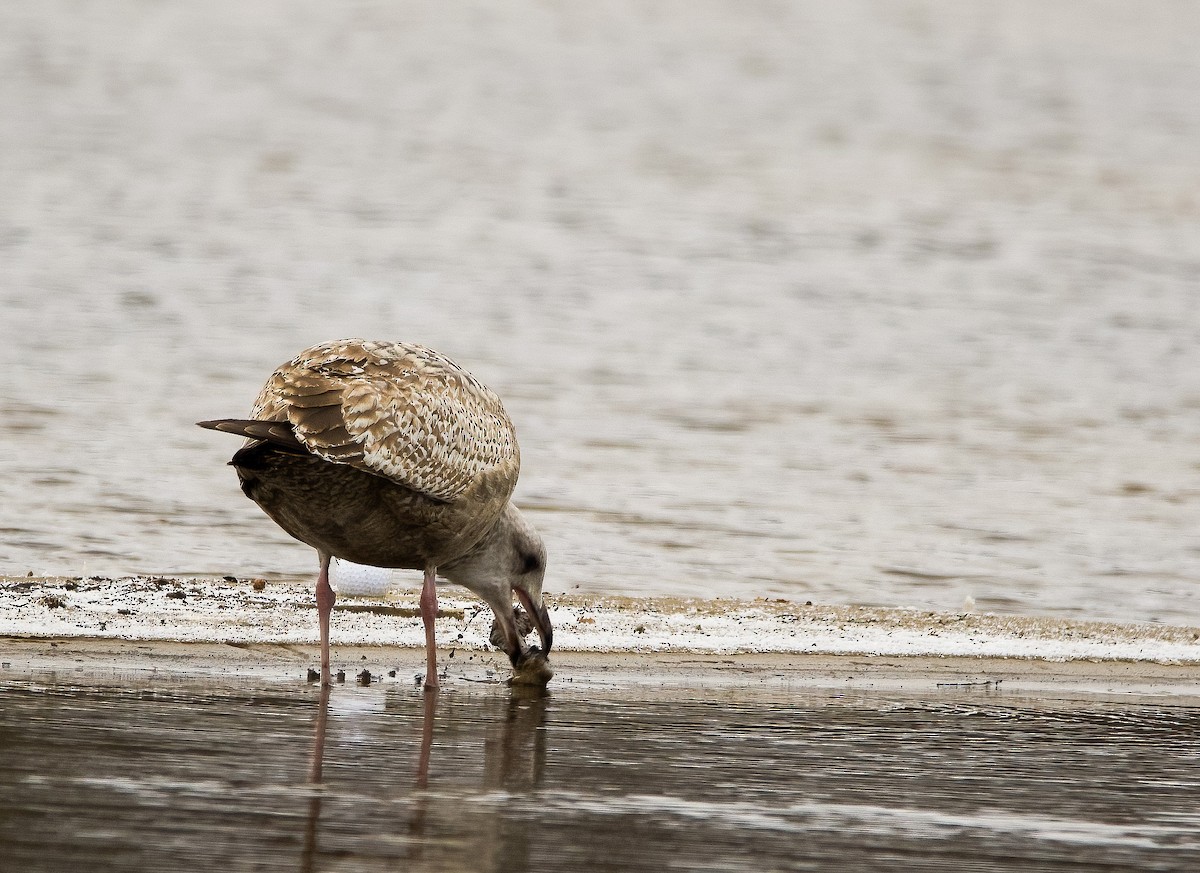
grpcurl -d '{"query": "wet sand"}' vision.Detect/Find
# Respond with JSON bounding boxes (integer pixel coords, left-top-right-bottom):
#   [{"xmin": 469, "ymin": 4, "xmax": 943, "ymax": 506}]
[
  {"xmin": 3, "ymin": 638, "xmax": 1200, "ymax": 872},
  {"xmin": 4, "ymin": 636, "xmax": 1200, "ymax": 700}
]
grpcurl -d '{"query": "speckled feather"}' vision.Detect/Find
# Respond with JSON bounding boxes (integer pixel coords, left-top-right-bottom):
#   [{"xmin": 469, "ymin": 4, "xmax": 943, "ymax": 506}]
[{"xmin": 251, "ymin": 339, "xmax": 520, "ymax": 504}]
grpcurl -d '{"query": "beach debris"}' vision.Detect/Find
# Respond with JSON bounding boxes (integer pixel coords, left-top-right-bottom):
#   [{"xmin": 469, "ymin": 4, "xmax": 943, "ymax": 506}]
[
  {"xmin": 357, "ymin": 670, "xmax": 372, "ymax": 685},
  {"xmin": 251, "ymin": 578, "xmax": 267, "ymax": 591},
  {"xmin": 330, "ymin": 559, "xmax": 392, "ymax": 596},
  {"xmin": 936, "ymin": 679, "xmax": 1003, "ymax": 689},
  {"xmin": 306, "ymin": 668, "xmax": 320, "ymax": 683}
]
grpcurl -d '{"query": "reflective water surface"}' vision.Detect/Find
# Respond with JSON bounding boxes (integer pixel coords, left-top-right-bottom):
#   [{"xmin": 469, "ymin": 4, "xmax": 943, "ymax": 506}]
[{"xmin": 3, "ymin": 673, "xmax": 1199, "ymax": 872}]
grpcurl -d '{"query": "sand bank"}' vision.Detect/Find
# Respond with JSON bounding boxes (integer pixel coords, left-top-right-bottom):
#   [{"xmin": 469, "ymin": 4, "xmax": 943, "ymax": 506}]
[{"xmin": 3, "ymin": 575, "xmax": 1200, "ymax": 666}]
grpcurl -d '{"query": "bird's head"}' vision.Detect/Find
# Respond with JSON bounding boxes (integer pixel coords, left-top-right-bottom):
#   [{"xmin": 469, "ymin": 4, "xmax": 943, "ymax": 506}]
[{"xmin": 442, "ymin": 503, "xmax": 553, "ymax": 678}]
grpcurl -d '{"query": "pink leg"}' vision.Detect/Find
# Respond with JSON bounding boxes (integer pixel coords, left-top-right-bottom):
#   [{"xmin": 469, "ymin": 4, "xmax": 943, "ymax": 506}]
[
  {"xmin": 316, "ymin": 552, "xmax": 335, "ymax": 686},
  {"xmin": 420, "ymin": 565, "xmax": 439, "ymax": 689}
]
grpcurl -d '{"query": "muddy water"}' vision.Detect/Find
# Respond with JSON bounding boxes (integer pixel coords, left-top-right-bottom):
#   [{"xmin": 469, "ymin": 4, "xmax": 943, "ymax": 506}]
[
  {"xmin": 2, "ymin": 2, "xmax": 1200, "ymax": 623},
  {"xmin": 2, "ymin": 673, "xmax": 1199, "ymax": 872}
]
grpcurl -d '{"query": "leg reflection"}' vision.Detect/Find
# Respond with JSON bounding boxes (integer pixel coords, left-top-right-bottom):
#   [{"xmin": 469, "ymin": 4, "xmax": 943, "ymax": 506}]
[
  {"xmin": 415, "ymin": 685, "xmax": 437, "ymax": 789},
  {"xmin": 309, "ymin": 682, "xmax": 332, "ymax": 783},
  {"xmin": 407, "ymin": 685, "xmax": 438, "ymax": 863},
  {"xmin": 301, "ymin": 683, "xmax": 331, "ymax": 873}
]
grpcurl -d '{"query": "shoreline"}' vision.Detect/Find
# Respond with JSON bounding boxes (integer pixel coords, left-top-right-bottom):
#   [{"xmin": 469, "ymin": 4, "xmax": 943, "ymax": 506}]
[
  {"xmin": 3, "ymin": 575, "xmax": 1200, "ymax": 666},
  {"xmin": 4, "ymin": 636, "xmax": 1200, "ymax": 703}
]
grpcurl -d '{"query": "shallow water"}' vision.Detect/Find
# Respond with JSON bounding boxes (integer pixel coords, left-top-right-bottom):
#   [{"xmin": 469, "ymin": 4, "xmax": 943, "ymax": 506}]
[
  {"xmin": 2, "ymin": 2, "xmax": 1199, "ymax": 623},
  {"xmin": 2, "ymin": 672, "xmax": 1199, "ymax": 872}
]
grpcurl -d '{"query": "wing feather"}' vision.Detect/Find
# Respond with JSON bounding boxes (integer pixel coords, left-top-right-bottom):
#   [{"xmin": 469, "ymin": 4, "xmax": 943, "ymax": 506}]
[{"xmin": 249, "ymin": 339, "xmax": 519, "ymax": 502}]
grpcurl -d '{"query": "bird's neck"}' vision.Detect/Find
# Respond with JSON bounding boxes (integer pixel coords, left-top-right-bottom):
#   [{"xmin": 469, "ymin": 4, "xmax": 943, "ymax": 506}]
[{"xmin": 441, "ymin": 502, "xmax": 521, "ymax": 575}]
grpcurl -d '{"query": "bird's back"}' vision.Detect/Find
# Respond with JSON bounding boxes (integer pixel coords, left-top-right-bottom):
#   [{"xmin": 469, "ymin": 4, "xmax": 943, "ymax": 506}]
[{"xmin": 210, "ymin": 339, "xmax": 522, "ymax": 568}]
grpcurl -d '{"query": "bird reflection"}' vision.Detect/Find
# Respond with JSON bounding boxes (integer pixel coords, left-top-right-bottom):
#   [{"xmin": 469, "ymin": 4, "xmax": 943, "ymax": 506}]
[
  {"xmin": 405, "ymin": 687, "xmax": 439, "ymax": 861},
  {"xmin": 301, "ymin": 682, "xmax": 549, "ymax": 871},
  {"xmin": 484, "ymin": 685, "xmax": 550, "ymax": 792},
  {"xmin": 308, "ymin": 683, "xmax": 332, "ymax": 784},
  {"xmin": 300, "ymin": 683, "xmax": 331, "ymax": 873}
]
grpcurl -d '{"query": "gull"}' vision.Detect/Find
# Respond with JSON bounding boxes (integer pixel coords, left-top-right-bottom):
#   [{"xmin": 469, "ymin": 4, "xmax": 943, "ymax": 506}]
[{"xmin": 198, "ymin": 339, "xmax": 552, "ymax": 688}]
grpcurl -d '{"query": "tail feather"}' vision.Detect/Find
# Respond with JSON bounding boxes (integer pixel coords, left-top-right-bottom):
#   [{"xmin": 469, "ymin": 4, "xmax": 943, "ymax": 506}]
[{"xmin": 197, "ymin": 418, "xmax": 306, "ymax": 453}]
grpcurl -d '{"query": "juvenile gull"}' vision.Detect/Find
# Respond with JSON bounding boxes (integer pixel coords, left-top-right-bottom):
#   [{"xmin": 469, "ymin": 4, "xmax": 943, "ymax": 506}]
[{"xmin": 198, "ymin": 339, "xmax": 552, "ymax": 688}]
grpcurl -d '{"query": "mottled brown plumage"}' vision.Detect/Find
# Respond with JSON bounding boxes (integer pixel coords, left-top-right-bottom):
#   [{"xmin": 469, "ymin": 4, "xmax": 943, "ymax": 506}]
[
  {"xmin": 252, "ymin": 340, "xmax": 519, "ymax": 504},
  {"xmin": 199, "ymin": 339, "xmax": 552, "ymax": 688}
]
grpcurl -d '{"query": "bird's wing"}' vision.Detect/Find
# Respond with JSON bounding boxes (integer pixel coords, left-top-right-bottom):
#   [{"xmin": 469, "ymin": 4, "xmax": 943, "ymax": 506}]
[{"xmin": 251, "ymin": 340, "xmax": 519, "ymax": 502}]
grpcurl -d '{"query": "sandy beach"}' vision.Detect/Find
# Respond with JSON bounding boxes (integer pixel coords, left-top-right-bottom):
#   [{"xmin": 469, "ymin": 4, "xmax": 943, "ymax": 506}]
[{"xmin": 6, "ymin": 574, "xmax": 1200, "ymax": 663}]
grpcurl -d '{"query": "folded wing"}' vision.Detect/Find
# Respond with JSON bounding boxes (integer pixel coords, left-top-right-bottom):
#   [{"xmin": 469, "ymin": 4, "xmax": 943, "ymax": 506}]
[{"xmin": 248, "ymin": 339, "xmax": 520, "ymax": 503}]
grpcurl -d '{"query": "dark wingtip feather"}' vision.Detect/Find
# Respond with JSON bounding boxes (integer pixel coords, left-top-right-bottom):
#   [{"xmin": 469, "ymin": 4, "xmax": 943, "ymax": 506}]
[
  {"xmin": 197, "ymin": 418, "xmax": 306, "ymax": 452},
  {"xmin": 196, "ymin": 419, "xmax": 228, "ymax": 431}
]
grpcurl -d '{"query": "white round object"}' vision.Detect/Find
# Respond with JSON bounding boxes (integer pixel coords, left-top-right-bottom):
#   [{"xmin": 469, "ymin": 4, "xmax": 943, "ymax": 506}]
[{"xmin": 330, "ymin": 558, "xmax": 393, "ymax": 596}]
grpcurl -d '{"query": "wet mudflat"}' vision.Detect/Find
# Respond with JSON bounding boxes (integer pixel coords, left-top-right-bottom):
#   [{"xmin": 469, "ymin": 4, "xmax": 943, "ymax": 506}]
[{"xmin": 3, "ymin": 667, "xmax": 1199, "ymax": 872}]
